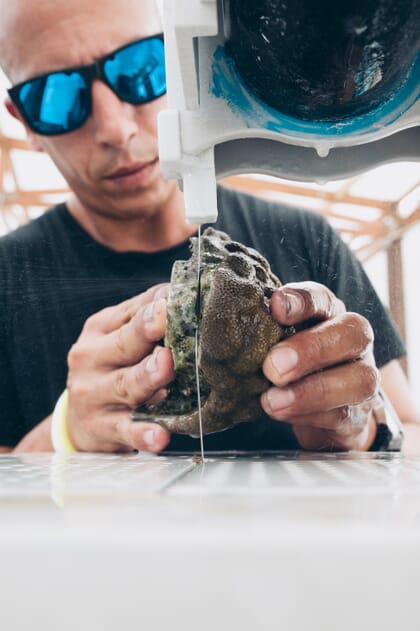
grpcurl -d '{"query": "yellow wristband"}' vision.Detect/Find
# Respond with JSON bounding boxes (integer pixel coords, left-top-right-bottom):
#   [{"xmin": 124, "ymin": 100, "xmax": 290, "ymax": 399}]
[{"xmin": 51, "ymin": 389, "xmax": 77, "ymax": 454}]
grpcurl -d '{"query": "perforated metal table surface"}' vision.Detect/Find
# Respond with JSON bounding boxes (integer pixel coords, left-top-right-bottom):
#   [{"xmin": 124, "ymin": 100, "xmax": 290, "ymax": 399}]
[{"xmin": 1, "ymin": 451, "xmax": 420, "ymax": 631}]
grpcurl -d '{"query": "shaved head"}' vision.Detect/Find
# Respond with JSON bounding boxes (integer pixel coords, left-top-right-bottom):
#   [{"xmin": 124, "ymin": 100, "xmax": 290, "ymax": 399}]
[{"xmin": 0, "ymin": 0, "xmax": 162, "ymax": 82}]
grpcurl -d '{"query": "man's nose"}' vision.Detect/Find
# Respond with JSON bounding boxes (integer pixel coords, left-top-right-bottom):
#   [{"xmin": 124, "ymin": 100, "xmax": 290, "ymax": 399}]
[{"xmin": 90, "ymin": 80, "xmax": 138, "ymax": 148}]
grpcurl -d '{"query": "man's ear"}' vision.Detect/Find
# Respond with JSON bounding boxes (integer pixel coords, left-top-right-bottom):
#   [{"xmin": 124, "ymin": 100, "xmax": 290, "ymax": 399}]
[{"xmin": 4, "ymin": 97, "xmax": 44, "ymax": 152}]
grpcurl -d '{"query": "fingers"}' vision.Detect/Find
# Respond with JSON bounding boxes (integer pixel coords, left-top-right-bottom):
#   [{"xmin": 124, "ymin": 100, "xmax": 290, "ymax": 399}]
[
  {"xmin": 264, "ymin": 281, "xmax": 379, "ymax": 452},
  {"xmin": 100, "ymin": 297, "xmax": 168, "ymax": 368},
  {"xmin": 65, "ymin": 283, "xmax": 175, "ymax": 454},
  {"xmin": 69, "ymin": 294, "xmax": 169, "ymax": 371},
  {"xmin": 262, "ymin": 354, "xmax": 379, "ymax": 451},
  {"xmin": 104, "ymin": 415, "xmax": 171, "ymax": 453},
  {"xmin": 261, "ymin": 352, "xmax": 379, "ymax": 420},
  {"xmin": 271, "ymin": 281, "xmax": 346, "ymax": 326},
  {"xmin": 67, "ymin": 344, "xmax": 175, "ymax": 452},
  {"xmin": 84, "ymin": 284, "xmax": 169, "ymax": 335},
  {"xmin": 291, "ymin": 419, "xmax": 374, "ymax": 452},
  {"xmin": 273, "ymin": 406, "xmax": 367, "ymax": 435},
  {"xmin": 104, "ymin": 346, "xmax": 175, "ymax": 408},
  {"xmin": 73, "ymin": 410, "xmax": 171, "ymax": 453},
  {"xmin": 290, "ymin": 399, "xmax": 377, "ymax": 451},
  {"xmin": 263, "ymin": 311, "xmax": 374, "ymax": 386},
  {"xmin": 68, "ymin": 343, "xmax": 174, "ymax": 413},
  {"xmin": 129, "ymin": 422, "xmax": 171, "ymax": 453}
]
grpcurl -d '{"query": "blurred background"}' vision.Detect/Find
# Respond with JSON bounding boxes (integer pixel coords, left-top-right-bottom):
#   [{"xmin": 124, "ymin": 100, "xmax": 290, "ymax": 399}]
[{"xmin": 1, "ymin": 67, "xmax": 419, "ymax": 405}]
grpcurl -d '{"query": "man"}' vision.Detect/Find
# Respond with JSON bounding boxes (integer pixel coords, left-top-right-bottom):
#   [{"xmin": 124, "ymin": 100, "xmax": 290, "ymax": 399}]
[{"xmin": 0, "ymin": 0, "xmax": 418, "ymax": 455}]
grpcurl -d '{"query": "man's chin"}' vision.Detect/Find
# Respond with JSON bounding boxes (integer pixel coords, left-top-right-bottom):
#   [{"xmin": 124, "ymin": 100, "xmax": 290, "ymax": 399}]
[{"xmin": 88, "ymin": 192, "xmax": 168, "ymax": 223}]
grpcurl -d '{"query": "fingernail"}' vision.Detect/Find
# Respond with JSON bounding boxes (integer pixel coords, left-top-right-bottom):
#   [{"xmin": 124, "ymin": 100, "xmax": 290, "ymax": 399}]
[
  {"xmin": 143, "ymin": 429, "xmax": 156, "ymax": 448},
  {"xmin": 270, "ymin": 347, "xmax": 298, "ymax": 377},
  {"xmin": 284, "ymin": 291, "xmax": 304, "ymax": 316},
  {"xmin": 143, "ymin": 301, "xmax": 155, "ymax": 322},
  {"xmin": 266, "ymin": 387, "xmax": 295, "ymax": 411},
  {"xmin": 146, "ymin": 348, "xmax": 159, "ymax": 373},
  {"xmin": 143, "ymin": 299, "xmax": 166, "ymax": 325},
  {"xmin": 155, "ymin": 285, "xmax": 169, "ymax": 300}
]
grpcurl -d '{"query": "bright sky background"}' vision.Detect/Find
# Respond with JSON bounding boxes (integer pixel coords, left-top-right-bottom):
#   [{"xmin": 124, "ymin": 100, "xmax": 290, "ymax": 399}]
[{"xmin": 1, "ymin": 66, "xmax": 419, "ymax": 405}]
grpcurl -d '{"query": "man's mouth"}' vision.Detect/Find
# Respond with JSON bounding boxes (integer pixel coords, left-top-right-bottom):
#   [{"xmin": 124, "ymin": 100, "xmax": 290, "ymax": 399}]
[
  {"xmin": 104, "ymin": 159, "xmax": 158, "ymax": 180},
  {"xmin": 102, "ymin": 159, "xmax": 160, "ymax": 190}
]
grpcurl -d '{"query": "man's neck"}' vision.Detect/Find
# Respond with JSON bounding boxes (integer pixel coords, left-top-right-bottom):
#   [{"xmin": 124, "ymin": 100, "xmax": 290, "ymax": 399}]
[{"xmin": 66, "ymin": 190, "xmax": 198, "ymax": 253}]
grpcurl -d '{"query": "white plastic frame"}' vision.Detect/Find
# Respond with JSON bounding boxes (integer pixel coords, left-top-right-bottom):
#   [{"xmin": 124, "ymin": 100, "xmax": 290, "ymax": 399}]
[{"xmin": 158, "ymin": 0, "xmax": 420, "ymax": 223}]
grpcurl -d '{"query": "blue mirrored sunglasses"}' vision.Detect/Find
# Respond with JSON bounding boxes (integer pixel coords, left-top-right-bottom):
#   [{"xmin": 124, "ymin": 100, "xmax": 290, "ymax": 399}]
[{"xmin": 8, "ymin": 34, "xmax": 166, "ymax": 136}]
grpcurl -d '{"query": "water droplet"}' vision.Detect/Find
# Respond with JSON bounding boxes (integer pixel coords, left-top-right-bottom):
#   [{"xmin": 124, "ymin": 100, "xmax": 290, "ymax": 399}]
[{"xmin": 354, "ymin": 25, "xmax": 368, "ymax": 35}]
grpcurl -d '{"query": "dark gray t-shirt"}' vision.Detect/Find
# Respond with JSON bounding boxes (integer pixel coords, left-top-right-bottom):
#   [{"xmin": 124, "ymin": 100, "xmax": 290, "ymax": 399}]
[{"xmin": 0, "ymin": 186, "xmax": 404, "ymax": 449}]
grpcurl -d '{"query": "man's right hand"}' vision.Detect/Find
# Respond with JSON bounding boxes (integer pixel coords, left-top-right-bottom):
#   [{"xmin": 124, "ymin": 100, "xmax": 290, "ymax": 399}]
[{"xmin": 65, "ymin": 284, "xmax": 174, "ymax": 453}]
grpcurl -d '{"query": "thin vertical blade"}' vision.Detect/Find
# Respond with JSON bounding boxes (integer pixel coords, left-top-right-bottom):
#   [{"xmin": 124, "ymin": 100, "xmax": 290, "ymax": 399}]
[{"xmin": 194, "ymin": 226, "xmax": 205, "ymax": 462}]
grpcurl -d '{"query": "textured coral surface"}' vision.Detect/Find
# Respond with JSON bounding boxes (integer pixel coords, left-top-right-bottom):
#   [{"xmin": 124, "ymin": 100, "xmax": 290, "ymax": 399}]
[{"xmin": 133, "ymin": 228, "xmax": 284, "ymax": 436}]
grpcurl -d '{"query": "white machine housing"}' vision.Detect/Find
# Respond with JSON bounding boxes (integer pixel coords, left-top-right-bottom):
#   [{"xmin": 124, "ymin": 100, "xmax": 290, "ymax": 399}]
[{"xmin": 158, "ymin": 0, "xmax": 420, "ymax": 223}]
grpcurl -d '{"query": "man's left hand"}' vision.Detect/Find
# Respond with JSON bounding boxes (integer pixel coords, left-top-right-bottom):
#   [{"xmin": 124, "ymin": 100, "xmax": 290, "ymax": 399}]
[{"xmin": 261, "ymin": 282, "xmax": 379, "ymax": 451}]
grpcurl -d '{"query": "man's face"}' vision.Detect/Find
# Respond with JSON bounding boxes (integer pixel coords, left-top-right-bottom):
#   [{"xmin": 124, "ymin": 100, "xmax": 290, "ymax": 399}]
[{"xmin": 4, "ymin": 0, "xmax": 178, "ymax": 222}]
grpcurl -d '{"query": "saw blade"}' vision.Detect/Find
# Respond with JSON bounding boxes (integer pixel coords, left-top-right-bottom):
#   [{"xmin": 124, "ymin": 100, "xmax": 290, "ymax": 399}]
[{"xmin": 194, "ymin": 226, "xmax": 205, "ymax": 462}]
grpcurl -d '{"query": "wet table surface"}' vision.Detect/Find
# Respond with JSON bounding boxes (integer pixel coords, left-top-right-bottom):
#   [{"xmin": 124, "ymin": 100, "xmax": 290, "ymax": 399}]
[{"xmin": 2, "ymin": 451, "xmax": 420, "ymax": 631}]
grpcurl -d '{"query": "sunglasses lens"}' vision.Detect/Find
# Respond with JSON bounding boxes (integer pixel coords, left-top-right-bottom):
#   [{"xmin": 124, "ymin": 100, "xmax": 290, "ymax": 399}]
[
  {"xmin": 17, "ymin": 72, "xmax": 89, "ymax": 134},
  {"xmin": 11, "ymin": 36, "xmax": 166, "ymax": 135},
  {"xmin": 104, "ymin": 37, "xmax": 166, "ymax": 104}
]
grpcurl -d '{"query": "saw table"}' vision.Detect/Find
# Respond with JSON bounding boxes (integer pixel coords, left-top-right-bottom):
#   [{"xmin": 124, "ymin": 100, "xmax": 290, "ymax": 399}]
[{"xmin": 1, "ymin": 451, "xmax": 420, "ymax": 630}]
